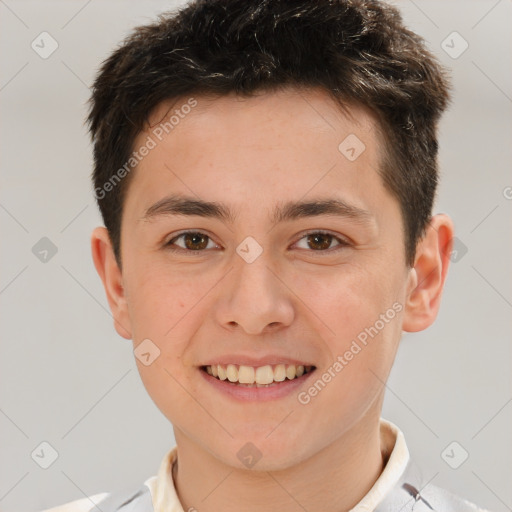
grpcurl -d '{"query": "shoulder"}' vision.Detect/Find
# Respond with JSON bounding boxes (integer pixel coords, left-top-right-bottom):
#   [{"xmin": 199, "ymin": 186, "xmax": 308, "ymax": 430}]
[
  {"xmin": 39, "ymin": 478, "xmax": 156, "ymax": 512},
  {"xmin": 420, "ymin": 483, "xmax": 492, "ymax": 512},
  {"xmin": 377, "ymin": 478, "xmax": 492, "ymax": 512},
  {"xmin": 375, "ymin": 452, "xmax": 492, "ymax": 512},
  {"xmin": 40, "ymin": 493, "xmax": 110, "ymax": 512}
]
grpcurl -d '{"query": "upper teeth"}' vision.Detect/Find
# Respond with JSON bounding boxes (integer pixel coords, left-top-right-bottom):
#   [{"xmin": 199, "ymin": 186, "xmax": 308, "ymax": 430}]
[{"xmin": 205, "ymin": 364, "xmax": 311, "ymax": 384}]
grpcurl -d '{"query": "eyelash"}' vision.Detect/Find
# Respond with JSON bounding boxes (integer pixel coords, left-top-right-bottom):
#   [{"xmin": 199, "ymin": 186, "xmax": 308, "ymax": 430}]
[{"xmin": 164, "ymin": 230, "xmax": 351, "ymax": 255}]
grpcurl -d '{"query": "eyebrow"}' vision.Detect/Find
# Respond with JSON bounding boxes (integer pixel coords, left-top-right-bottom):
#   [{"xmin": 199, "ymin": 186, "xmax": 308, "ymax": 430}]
[{"xmin": 140, "ymin": 194, "xmax": 373, "ymax": 225}]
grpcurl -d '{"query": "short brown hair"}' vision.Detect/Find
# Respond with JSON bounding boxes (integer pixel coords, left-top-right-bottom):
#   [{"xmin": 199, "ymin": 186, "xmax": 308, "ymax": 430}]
[{"xmin": 87, "ymin": 0, "xmax": 452, "ymax": 268}]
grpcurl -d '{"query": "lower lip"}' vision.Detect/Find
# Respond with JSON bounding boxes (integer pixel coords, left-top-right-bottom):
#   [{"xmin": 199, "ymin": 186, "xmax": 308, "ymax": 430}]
[{"xmin": 199, "ymin": 367, "xmax": 317, "ymax": 402}]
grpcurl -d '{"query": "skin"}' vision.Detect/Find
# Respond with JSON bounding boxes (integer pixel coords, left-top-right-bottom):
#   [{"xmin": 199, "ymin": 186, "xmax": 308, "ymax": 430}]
[{"xmin": 91, "ymin": 87, "xmax": 454, "ymax": 512}]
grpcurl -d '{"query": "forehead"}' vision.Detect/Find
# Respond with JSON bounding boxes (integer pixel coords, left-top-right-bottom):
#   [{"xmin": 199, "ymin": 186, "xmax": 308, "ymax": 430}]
[
  {"xmin": 125, "ymin": 87, "xmax": 388, "ymax": 219},
  {"xmin": 146, "ymin": 87, "xmax": 381, "ymax": 149}
]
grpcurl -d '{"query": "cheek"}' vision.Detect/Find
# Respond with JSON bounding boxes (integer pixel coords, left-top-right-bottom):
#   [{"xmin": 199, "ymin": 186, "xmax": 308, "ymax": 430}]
[
  {"xmin": 289, "ymin": 263, "xmax": 405, "ymax": 402},
  {"xmin": 125, "ymin": 269, "xmax": 200, "ymax": 397},
  {"xmin": 126, "ymin": 270, "xmax": 204, "ymax": 423},
  {"xmin": 295, "ymin": 277, "xmax": 404, "ymax": 428},
  {"xmin": 136, "ymin": 356, "xmax": 199, "ymax": 432},
  {"xmin": 126, "ymin": 264, "xmax": 205, "ymax": 339},
  {"xmin": 290, "ymin": 264, "xmax": 401, "ymax": 341}
]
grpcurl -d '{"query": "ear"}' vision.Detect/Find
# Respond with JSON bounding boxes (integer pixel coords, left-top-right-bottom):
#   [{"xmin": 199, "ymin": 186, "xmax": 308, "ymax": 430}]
[
  {"xmin": 402, "ymin": 214, "xmax": 454, "ymax": 333},
  {"xmin": 90, "ymin": 226, "xmax": 132, "ymax": 339}
]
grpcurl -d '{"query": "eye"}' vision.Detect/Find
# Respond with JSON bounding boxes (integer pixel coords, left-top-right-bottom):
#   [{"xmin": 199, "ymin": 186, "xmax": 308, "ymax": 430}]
[
  {"xmin": 293, "ymin": 231, "xmax": 349, "ymax": 252},
  {"xmin": 164, "ymin": 230, "xmax": 349, "ymax": 255},
  {"xmin": 165, "ymin": 231, "xmax": 220, "ymax": 252}
]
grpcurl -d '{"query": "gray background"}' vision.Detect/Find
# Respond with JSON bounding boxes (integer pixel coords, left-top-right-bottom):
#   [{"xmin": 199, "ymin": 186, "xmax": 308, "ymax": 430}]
[{"xmin": 0, "ymin": 0, "xmax": 510, "ymax": 510}]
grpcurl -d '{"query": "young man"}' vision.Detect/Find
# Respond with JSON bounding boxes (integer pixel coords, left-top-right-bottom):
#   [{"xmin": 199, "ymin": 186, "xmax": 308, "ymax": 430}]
[{"xmin": 44, "ymin": 0, "xmax": 489, "ymax": 510}]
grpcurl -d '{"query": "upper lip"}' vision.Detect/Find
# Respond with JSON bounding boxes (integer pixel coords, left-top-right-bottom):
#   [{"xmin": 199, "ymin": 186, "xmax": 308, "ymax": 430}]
[{"xmin": 201, "ymin": 355, "xmax": 315, "ymax": 367}]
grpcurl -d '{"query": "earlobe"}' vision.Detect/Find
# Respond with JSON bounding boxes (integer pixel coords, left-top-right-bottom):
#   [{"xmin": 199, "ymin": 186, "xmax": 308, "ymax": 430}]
[
  {"xmin": 402, "ymin": 214, "xmax": 454, "ymax": 333},
  {"xmin": 90, "ymin": 227, "xmax": 132, "ymax": 340}
]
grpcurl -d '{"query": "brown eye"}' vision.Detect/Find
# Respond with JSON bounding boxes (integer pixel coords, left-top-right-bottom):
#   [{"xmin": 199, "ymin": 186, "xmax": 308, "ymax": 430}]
[
  {"xmin": 183, "ymin": 232, "xmax": 209, "ymax": 250},
  {"xmin": 306, "ymin": 233, "xmax": 333, "ymax": 250},
  {"xmin": 167, "ymin": 232, "xmax": 216, "ymax": 251},
  {"xmin": 294, "ymin": 231, "xmax": 348, "ymax": 253}
]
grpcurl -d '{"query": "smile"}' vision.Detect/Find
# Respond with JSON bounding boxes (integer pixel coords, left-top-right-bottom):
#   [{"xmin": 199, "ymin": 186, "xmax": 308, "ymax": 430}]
[{"xmin": 201, "ymin": 363, "xmax": 315, "ymax": 387}]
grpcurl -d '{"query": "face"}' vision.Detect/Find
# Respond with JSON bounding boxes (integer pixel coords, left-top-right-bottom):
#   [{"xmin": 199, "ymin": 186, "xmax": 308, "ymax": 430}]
[{"xmin": 92, "ymin": 87, "xmax": 449, "ymax": 471}]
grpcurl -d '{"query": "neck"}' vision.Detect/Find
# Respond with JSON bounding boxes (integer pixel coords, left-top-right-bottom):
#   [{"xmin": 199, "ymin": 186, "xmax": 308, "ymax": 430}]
[{"xmin": 172, "ymin": 414, "xmax": 385, "ymax": 512}]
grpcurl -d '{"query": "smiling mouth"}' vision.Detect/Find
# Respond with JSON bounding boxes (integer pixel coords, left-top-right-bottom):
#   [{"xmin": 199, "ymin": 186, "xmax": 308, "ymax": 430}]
[{"xmin": 201, "ymin": 363, "xmax": 316, "ymax": 387}]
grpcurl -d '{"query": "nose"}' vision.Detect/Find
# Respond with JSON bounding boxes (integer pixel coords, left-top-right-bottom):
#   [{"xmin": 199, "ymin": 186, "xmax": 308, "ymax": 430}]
[{"xmin": 213, "ymin": 253, "xmax": 295, "ymax": 335}]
